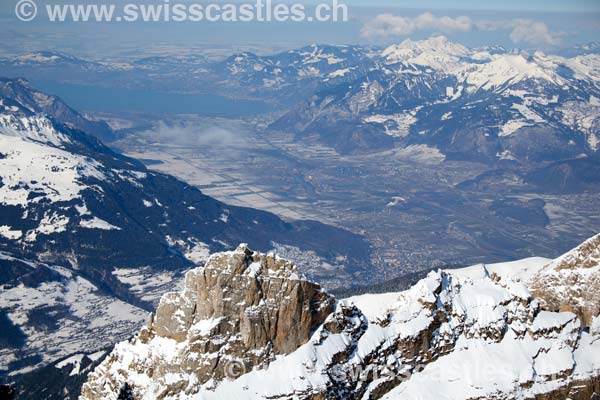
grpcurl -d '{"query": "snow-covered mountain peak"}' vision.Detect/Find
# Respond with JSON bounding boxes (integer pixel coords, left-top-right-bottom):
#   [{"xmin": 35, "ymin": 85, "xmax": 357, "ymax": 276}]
[
  {"xmin": 382, "ymin": 36, "xmax": 470, "ymax": 70},
  {"xmin": 0, "ymin": 114, "xmax": 71, "ymax": 146},
  {"xmin": 381, "ymin": 37, "xmax": 571, "ymax": 92},
  {"xmin": 384, "ymin": 35, "xmax": 469, "ymax": 57},
  {"xmin": 1, "ymin": 78, "xmax": 116, "ymax": 142},
  {"xmin": 0, "ymin": 117, "xmax": 105, "ymax": 208},
  {"xmin": 0, "ymin": 79, "xmax": 70, "ymax": 146},
  {"xmin": 0, "ymin": 90, "xmax": 111, "ymax": 212},
  {"xmin": 563, "ymin": 53, "xmax": 600, "ymax": 83}
]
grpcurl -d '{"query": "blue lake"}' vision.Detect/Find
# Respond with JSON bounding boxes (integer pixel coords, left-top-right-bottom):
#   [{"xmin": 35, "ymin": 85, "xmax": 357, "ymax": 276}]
[{"xmin": 31, "ymin": 80, "xmax": 273, "ymax": 116}]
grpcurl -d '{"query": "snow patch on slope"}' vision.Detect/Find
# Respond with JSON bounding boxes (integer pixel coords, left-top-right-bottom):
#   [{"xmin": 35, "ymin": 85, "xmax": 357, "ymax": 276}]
[{"xmin": 0, "ymin": 118, "xmax": 105, "ymax": 207}]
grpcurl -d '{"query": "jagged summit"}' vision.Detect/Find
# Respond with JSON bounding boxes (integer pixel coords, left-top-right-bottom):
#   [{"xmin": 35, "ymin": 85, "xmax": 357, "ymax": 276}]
[
  {"xmin": 80, "ymin": 236, "xmax": 600, "ymax": 400},
  {"xmin": 80, "ymin": 245, "xmax": 334, "ymax": 399}
]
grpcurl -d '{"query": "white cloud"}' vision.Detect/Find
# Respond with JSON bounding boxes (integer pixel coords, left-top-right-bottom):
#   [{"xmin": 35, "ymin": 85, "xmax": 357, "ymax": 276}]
[
  {"xmin": 475, "ymin": 19, "xmax": 561, "ymax": 46},
  {"xmin": 361, "ymin": 12, "xmax": 472, "ymax": 37},
  {"xmin": 508, "ymin": 20, "xmax": 561, "ymax": 46},
  {"xmin": 140, "ymin": 121, "xmax": 246, "ymax": 147},
  {"xmin": 362, "ymin": 13, "xmax": 561, "ymax": 47}
]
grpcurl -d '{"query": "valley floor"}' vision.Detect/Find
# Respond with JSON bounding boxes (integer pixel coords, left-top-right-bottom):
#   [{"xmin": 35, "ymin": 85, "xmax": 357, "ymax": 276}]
[{"xmin": 111, "ymin": 113, "xmax": 600, "ymax": 284}]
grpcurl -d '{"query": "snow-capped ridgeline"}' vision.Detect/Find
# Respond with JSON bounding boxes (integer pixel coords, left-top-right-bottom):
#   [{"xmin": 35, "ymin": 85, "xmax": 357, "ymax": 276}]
[
  {"xmin": 379, "ymin": 37, "xmax": 600, "ymax": 129},
  {"xmin": 0, "ymin": 114, "xmax": 72, "ymax": 146},
  {"xmin": 382, "ymin": 36, "xmax": 471, "ymax": 71},
  {"xmin": 0, "ymin": 113, "xmax": 136, "ymax": 240},
  {"xmin": 80, "ymin": 236, "xmax": 600, "ymax": 400},
  {"xmin": 0, "ymin": 116, "xmax": 105, "ymax": 208},
  {"xmin": 381, "ymin": 36, "xmax": 599, "ymax": 89},
  {"xmin": 272, "ymin": 36, "xmax": 600, "ymax": 159}
]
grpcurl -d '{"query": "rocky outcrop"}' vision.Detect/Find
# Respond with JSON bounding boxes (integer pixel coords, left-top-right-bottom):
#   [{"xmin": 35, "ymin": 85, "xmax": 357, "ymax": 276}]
[
  {"xmin": 80, "ymin": 238, "xmax": 600, "ymax": 400},
  {"xmin": 531, "ymin": 233, "xmax": 600, "ymax": 327},
  {"xmin": 80, "ymin": 244, "xmax": 334, "ymax": 399},
  {"xmin": 152, "ymin": 244, "xmax": 333, "ymax": 353}
]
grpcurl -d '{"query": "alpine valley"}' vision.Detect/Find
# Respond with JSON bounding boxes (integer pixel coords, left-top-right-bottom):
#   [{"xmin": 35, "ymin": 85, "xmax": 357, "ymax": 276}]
[
  {"xmin": 0, "ymin": 35, "xmax": 599, "ymax": 400},
  {"xmin": 0, "ymin": 78, "xmax": 371, "ymax": 384}
]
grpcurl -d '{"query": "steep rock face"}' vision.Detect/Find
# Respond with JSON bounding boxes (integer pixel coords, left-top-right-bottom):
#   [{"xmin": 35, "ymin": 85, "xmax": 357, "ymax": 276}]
[
  {"xmin": 531, "ymin": 233, "xmax": 600, "ymax": 327},
  {"xmin": 80, "ymin": 245, "xmax": 334, "ymax": 399}
]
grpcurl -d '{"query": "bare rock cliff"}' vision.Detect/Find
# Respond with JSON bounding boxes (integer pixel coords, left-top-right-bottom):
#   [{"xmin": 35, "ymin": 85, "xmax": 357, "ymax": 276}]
[
  {"xmin": 80, "ymin": 244, "xmax": 334, "ymax": 399},
  {"xmin": 531, "ymin": 233, "xmax": 600, "ymax": 327}
]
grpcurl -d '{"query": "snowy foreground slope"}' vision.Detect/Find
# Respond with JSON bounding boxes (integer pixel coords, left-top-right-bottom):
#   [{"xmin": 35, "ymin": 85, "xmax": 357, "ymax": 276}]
[{"xmin": 81, "ymin": 235, "xmax": 600, "ymax": 400}]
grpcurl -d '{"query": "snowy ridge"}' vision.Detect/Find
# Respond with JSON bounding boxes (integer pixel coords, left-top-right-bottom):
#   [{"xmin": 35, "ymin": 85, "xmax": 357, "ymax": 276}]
[
  {"xmin": 542, "ymin": 232, "xmax": 600, "ymax": 271},
  {"xmin": 0, "ymin": 114, "xmax": 72, "ymax": 146},
  {"xmin": 461, "ymin": 53, "xmax": 564, "ymax": 93},
  {"xmin": 0, "ymin": 115, "xmax": 105, "ymax": 208},
  {"xmin": 382, "ymin": 37, "xmax": 573, "ymax": 91},
  {"xmin": 80, "ymin": 236, "xmax": 600, "ymax": 400}
]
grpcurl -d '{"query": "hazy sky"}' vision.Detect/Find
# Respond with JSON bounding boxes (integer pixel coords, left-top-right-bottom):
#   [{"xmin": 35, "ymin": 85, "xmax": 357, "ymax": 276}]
[{"xmin": 1, "ymin": 1, "xmax": 599, "ymax": 58}]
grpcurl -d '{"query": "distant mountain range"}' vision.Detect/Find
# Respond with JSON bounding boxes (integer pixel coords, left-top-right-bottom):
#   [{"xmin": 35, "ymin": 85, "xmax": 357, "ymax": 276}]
[
  {"xmin": 273, "ymin": 37, "xmax": 600, "ymax": 164},
  {"xmin": 2, "ymin": 38, "xmax": 598, "ymax": 167},
  {"xmin": 0, "ymin": 78, "xmax": 372, "ymax": 378}
]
